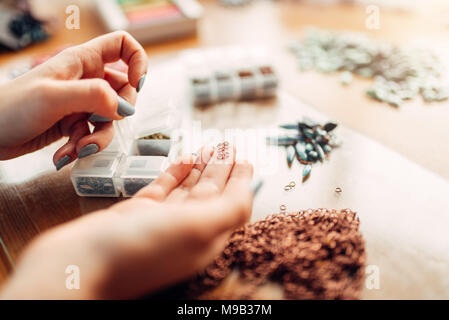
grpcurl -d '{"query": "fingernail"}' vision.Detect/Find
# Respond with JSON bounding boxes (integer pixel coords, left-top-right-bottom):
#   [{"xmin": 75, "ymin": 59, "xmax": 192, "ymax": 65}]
[
  {"xmin": 78, "ymin": 144, "xmax": 99, "ymax": 159},
  {"xmin": 89, "ymin": 114, "xmax": 112, "ymax": 123},
  {"xmin": 55, "ymin": 155, "xmax": 71, "ymax": 171},
  {"xmin": 250, "ymin": 179, "xmax": 264, "ymax": 196},
  {"xmin": 117, "ymin": 96, "xmax": 135, "ymax": 117},
  {"xmin": 137, "ymin": 74, "xmax": 146, "ymax": 93}
]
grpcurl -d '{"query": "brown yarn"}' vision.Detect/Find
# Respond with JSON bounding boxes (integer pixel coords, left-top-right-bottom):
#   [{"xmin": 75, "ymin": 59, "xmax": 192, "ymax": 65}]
[{"xmin": 187, "ymin": 209, "xmax": 366, "ymax": 300}]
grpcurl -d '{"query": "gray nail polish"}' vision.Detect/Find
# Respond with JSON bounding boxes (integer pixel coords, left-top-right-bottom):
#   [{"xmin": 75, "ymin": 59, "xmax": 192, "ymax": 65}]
[
  {"xmin": 78, "ymin": 144, "xmax": 99, "ymax": 159},
  {"xmin": 117, "ymin": 96, "xmax": 135, "ymax": 117},
  {"xmin": 55, "ymin": 155, "xmax": 71, "ymax": 171},
  {"xmin": 89, "ymin": 114, "xmax": 112, "ymax": 123},
  {"xmin": 250, "ymin": 179, "xmax": 264, "ymax": 196},
  {"xmin": 137, "ymin": 140, "xmax": 171, "ymax": 157},
  {"xmin": 137, "ymin": 74, "xmax": 146, "ymax": 93}
]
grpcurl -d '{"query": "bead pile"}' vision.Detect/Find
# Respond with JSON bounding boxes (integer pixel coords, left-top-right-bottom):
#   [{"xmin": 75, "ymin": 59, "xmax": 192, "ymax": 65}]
[
  {"xmin": 289, "ymin": 28, "xmax": 449, "ymax": 107},
  {"xmin": 186, "ymin": 209, "xmax": 366, "ymax": 300}
]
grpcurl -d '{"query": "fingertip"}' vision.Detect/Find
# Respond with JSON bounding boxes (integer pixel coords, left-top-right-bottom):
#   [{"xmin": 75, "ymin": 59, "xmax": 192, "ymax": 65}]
[
  {"xmin": 53, "ymin": 147, "xmax": 76, "ymax": 171},
  {"xmin": 137, "ymin": 74, "xmax": 147, "ymax": 93},
  {"xmin": 173, "ymin": 153, "xmax": 197, "ymax": 167},
  {"xmin": 204, "ymin": 145, "xmax": 215, "ymax": 157},
  {"xmin": 55, "ymin": 155, "xmax": 72, "ymax": 171},
  {"xmin": 117, "ymin": 96, "xmax": 135, "ymax": 117},
  {"xmin": 89, "ymin": 114, "xmax": 112, "ymax": 123},
  {"xmin": 76, "ymin": 122, "xmax": 114, "ymax": 158},
  {"xmin": 86, "ymin": 79, "xmax": 123, "ymax": 120},
  {"xmin": 249, "ymin": 179, "xmax": 264, "ymax": 197},
  {"xmin": 195, "ymin": 146, "xmax": 214, "ymax": 165},
  {"xmin": 77, "ymin": 143, "xmax": 100, "ymax": 159},
  {"xmin": 164, "ymin": 154, "xmax": 196, "ymax": 180},
  {"xmin": 128, "ymin": 54, "xmax": 148, "ymax": 89}
]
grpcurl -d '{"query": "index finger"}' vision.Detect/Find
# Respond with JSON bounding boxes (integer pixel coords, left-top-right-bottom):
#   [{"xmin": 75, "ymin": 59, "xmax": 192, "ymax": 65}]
[
  {"xmin": 80, "ymin": 31, "xmax": 148, "ymax": 89},
  {"xmin": 135, "ymin": 154, "xmax": 196, "ymax": 201}
]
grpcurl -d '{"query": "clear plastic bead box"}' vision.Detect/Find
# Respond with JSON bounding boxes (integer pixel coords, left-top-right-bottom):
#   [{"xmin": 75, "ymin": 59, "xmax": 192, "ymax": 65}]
[
  {"xmin": 71, "ymin": 153, "xmax": 123, "ymax": 197},
  {"xmin": 71, "ymin": 136, "xmax": 174, "ymax": 198},
  {"xmin": 70, "ymin": 68, "xmax": 184, "ymax": 198},
  {"xmin": 119, "ymin": 156, "xmax": 169, "ymax": 197}
]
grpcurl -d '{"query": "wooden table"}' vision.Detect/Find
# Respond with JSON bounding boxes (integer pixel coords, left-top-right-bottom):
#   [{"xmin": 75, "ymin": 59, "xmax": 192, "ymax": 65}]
[{"xmin": 0, "ymin": 0, "xmax": 448, "ymax": 298}]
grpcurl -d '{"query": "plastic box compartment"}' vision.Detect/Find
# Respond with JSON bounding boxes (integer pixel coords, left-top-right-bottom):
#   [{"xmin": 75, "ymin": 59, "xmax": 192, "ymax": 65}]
[
  {"xmin": 214, "ymin": 70, "xmax": 237, "ymax": 101},
  {"xmin": 136, "ymin": 139, "xmax": 172, "ymax": 157},
  {"xmin": 119, "ymin": 156, "xmax": 169, "ymax": 197},
  {"xmin": 236, "ymin": 68, "xmax": 259, "ymax": 100},
  {"xmin": 191, "ymin": 76, "xmax": 214, "ymax": 105},
  {"xmin": 71, "ymin": 153, "xmax": 122, "ymax": 197},
  {"xmin": 257, "ymin": 65, "xmax": 278, "ymax": 97}
]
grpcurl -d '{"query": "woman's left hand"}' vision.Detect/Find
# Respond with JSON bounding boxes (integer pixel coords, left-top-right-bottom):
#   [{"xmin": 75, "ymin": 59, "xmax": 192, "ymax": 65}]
[{"xmin": 0, "ymin": 147, "xmax": 255, "ymax": 299}]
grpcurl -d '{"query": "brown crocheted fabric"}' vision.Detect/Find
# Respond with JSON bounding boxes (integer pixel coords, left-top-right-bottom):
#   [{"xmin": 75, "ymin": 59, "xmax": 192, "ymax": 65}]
[{"xmin": 186, "ymin": 209, "xmax": 366, "ymax": 300}]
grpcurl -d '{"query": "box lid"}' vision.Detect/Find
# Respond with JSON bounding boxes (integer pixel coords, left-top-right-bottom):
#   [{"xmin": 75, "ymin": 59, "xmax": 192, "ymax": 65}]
[
  {"xmin": 121, "ymin": 156, "xmax": 168, "ymax": 178},
  {"xmin": 71, "ymin": 153, "xmax": 122, "ymax": 178}
]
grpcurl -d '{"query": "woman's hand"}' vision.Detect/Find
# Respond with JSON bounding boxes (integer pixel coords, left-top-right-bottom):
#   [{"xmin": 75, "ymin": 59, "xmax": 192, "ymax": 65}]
[
  {"xmin": 0, "ymin": 31, "xmax": 148, "ymax": 170},
  {"xmin": 0, "ymin": 146, "xmax": 255, "ymax": 299}
]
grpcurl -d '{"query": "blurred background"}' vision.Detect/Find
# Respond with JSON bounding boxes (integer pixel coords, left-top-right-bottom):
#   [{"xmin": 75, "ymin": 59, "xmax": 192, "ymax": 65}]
[{"xmin": 1, "ymin": 0, "xmax": 449, "ymax": 180}]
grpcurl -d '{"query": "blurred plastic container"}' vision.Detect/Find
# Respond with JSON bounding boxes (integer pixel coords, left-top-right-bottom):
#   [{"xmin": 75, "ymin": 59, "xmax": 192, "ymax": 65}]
[
  {"xmin": 182, "ymin": 46, "xmax": 279, "ymax": 105},
  {"xmin": 95, "ymin": 0, "xmax": 203, "ymax": 44}
]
